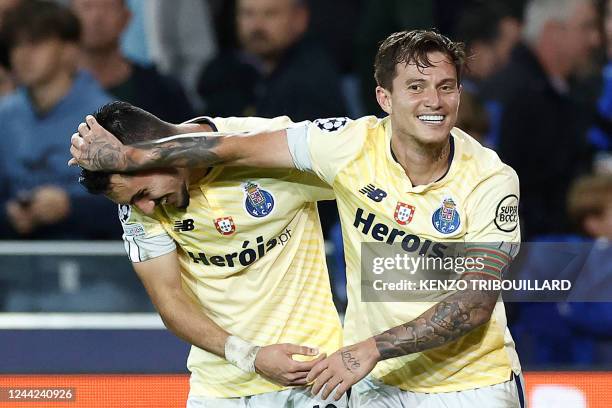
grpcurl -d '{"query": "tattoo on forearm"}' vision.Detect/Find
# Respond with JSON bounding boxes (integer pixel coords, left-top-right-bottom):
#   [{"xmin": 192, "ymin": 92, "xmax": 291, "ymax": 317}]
[
  {"xmin": 341, "ymin": 350, "xmax": 361, "ymax": 372},
  {"xmin": 128, "ymin": 137, "xmax": 223, "ymax": 171},
  {"xmin": 374, "ymin": 286, "xmax": 498, "ymax": 360},
  {"xmin": 430, "ymin": 301, "xmax": 471, "ymax": 331}
]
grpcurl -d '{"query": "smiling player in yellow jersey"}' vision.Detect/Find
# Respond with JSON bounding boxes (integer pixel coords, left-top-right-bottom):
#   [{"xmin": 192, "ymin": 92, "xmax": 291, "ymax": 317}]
[
  {"xmin": 71, "ymin": 30, "xmax": 525, "ymax": 407},
  {"xmin": 77, "ymin": 102, "xmax": 346, "ymax": 407}
]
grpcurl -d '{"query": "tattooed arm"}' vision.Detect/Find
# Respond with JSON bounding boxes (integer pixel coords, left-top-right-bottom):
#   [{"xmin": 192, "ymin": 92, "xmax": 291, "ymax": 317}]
[
  {"xmin": 374, "ymin": 274, "xmax": 499, "ymax": 359},
  {"xmin": 69, "ymin": 115, "xmax": 295, "ymax": 172},
  {"xmin": 306, "ymin": 274, "xmax": 499, "ymax": 401}
]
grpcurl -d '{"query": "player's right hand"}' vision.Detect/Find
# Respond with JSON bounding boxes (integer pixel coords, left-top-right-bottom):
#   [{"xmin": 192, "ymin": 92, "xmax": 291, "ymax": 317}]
[
  {"xmin": 68, "ymin": 115, "xmax": 129, "ymax": 172},
  {"xmin": 254, "ymin": 343, "xmax": 326, "ymax": 386}
]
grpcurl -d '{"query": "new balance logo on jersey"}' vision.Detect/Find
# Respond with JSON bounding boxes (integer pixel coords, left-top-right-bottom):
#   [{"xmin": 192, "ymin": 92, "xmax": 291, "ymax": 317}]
[
  {"xmin": 359, "ymin": 184, "xmax": 387, "ymax": 202},
  {"xmin": 174, "ymin": 219, "xmax": 195, "ymax": 232}
]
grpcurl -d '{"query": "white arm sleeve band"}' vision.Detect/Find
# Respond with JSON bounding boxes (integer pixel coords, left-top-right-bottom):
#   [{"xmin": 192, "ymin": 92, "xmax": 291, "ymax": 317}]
[
  {"xmin": 123, "ymin": 232, "xmax": 176, "ymax": 263},
  {"xmin": 286, "ymin": 122, "xmax": 313, "ymax": 172}
]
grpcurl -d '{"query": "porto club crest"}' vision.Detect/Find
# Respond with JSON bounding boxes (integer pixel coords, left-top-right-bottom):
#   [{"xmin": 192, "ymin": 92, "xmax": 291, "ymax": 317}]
[
  {"xmin": 243, "ymin": 181, "xmax": 275, "ymax": 218},
  {"xmin": 432, "ymin": 197, "xmax": 461, "ymax": 234}
]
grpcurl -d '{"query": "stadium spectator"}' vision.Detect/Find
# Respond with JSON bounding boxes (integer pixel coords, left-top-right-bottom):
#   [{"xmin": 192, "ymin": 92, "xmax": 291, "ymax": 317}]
[
  {"xmin": 587, "ymin": 0, "xmax": 612, "ymax": 151},
  {"xmin": 71, "ymin": 0, "xmax": 194, "ymax": 123},
  {"xmin": 145, "ymin": 0, "xmax": 217, "ymax": 111},
  {"xmin": 197, "ymin": 0, "xmax": 347, "ymax": 121},
  {"xmin": 0, "ymin": 0, "xmax": 118, "ymax": 239},
  {"xmin": 455, "ymin": 1, "xmax": 522, "ymax": 93},
  {"xmin": 198, "ymin": 0, "xmax": 346, "ymax": 236},
  {"xmin": 0, "ymin": 0, "xmax": 21, "ymax": 98},
  {"xmin": 117, "ymin": 0, "xmax": 218, "ymax": 111},
  {"xmin": 482, "ymin": 0, "xmax": 600, "ymax": 239},
  {"xmin": 454, "ymin": 1, "xmax": 523, "ymax": 147},
  {"xmin": 559, "ymin": 174, "xmax": 612, "ymax": 364}
]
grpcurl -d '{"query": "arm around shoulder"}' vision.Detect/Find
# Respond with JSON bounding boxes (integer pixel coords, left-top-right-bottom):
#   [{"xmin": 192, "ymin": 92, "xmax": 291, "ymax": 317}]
[{"xmin": 70, "ymin": 115, "xmax": 296, "ymax": 172}]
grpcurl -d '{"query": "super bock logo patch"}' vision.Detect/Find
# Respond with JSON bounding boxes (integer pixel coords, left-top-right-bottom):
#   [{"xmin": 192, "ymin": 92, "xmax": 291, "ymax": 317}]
[
  {"xmin": 495, "ymin": 194, "xmax": 519, "ymax": 232},
  {"xmin": 243, "ymin": 181, "xmax": 275, "ymax": 218},
  {"xmin": 432, "ymin": 197, "xmax": 461, "ymax": 234}
]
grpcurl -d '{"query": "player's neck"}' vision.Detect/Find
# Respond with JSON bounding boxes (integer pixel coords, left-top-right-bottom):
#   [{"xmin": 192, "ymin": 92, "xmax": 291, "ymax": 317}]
[{"xmin": 390, "ymin": 132, "xmax": 451, "ymax": 186}]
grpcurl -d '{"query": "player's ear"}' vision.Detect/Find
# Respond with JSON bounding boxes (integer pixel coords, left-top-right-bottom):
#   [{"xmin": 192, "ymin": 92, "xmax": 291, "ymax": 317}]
[{"xmin": 376, "ymin": 86, "xmax": 392, "ymax": 115}]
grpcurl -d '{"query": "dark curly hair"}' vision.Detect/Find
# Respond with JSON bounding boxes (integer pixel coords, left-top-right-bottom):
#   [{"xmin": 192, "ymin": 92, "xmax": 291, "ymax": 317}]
[
  {"xmin": 79, "ymin": 101, "xmax": 175, "ymax": 195},
  {"xmin": 374, "ymin": 29, "xmax": 466, "ymax": 91}
]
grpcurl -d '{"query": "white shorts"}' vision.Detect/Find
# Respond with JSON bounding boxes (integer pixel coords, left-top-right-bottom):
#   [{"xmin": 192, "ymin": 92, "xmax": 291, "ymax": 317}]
[
  {"xmin": 350, "ymin": 373, "xmax": 526, "ymax": 408},
  {"xmin": 186, "ymin": 386, "xmax": 348, "ymax": 408}
]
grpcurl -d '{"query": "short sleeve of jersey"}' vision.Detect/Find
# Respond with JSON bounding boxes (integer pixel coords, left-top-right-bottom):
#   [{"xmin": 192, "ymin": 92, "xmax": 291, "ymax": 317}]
[
  {"xmin": 288, "ymin": 117, "xmax": 374, "ymax": 185},
  {"xmin": 210, "ymin": 116, "xmax": 335, "ymax": 202},
  {"xmin": 118, "ymin": 204, "xmax": 176, "ymax": 263},
  {"xmin": 464, "ymin": 166, "xmax": 521, "ymax": 278},
  {"xmin": 210, "ymin": 116, "xmax": 295, "ymax": 133}
]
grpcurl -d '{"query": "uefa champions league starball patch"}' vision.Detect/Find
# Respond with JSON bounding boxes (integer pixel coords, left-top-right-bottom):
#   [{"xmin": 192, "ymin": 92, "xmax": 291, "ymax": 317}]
[
  {"xmin": 313, "ymin": 117, "xmax": 349, "ymax": 132},
  {"xmin": 432, "ymin": 197, "xmax": 461, "ymax": 234},
  {"xmin": 243, "ymin": 181, "xmax": 275, "ymax": 218},
  {"xmin": 118, "ymin": 204, "xmax": 131, "ymax": 224}
]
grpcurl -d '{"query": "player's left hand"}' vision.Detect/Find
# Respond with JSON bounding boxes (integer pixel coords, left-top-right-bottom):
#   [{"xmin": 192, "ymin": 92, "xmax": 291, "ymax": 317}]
[{"xmin": 306, "ymin": 338, "xmax": 380, "ymax": 401}]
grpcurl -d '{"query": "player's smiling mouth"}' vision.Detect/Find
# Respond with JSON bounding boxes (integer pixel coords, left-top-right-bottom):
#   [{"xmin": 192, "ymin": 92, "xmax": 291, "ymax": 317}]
[{"xmin": 417, "ymin": 114, "xmax": 445, "ymax": 124}]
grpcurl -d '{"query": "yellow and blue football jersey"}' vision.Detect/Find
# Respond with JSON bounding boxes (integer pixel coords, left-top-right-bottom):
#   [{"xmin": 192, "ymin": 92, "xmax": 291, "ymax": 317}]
[
  {"xmin": 120, "ymin": 116, "xmax": 342, "ymax": 398},
  {"xmin": 289, "ymin": 116, "xmax": 521, "ymax": 392}
]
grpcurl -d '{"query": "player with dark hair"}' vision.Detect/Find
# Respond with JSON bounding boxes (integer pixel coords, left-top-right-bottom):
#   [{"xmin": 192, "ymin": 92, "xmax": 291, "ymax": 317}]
[
  {"xmin": 71, "ymin": 29, "xmax": 524, "ymax": 407},
  {"xmin": 77, "ymin": 101, "xmax": 346, "ymax": 407}
]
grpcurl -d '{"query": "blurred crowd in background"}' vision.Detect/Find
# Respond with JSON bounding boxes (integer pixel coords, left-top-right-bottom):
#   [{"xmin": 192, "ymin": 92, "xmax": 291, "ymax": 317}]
[{"xmin": 0, "ymin": 0, "xmax": 611, "ymax": 369}]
